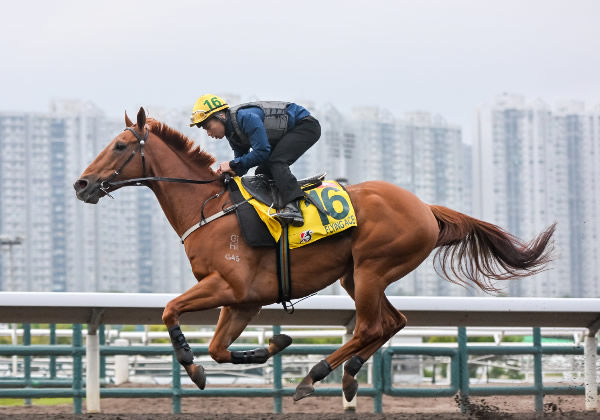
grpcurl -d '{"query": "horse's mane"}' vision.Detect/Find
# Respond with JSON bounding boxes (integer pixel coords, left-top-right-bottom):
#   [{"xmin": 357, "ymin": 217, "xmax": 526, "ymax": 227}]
[{"xmin": 147, "ymin": 118, "xmax": 216, "ymax": 169}]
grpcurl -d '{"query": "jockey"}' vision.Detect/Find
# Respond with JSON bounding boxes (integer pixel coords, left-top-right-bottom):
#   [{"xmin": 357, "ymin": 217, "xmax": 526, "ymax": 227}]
[{"xmin": 190, "ymin": 94, "xmax": 321, "ymax": 227}]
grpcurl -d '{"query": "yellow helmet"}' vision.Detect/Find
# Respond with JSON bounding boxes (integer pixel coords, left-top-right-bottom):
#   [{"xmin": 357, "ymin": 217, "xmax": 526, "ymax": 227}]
[{"xmin": 189, "ymin": 94, "xmax": 229, "ymax": 127}]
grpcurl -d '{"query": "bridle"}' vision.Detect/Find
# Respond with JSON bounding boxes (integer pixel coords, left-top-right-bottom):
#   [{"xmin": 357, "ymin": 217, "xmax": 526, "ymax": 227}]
[
  {"xmin": 94, "ymin": 124, "xmax": 306, "ymax": 313},
  {"xmin": 99, "ymin": 126, "xmax": 219, "ymax": 198},
  {"xmin": 96, "ymin": 125, "xmax": 250, "ymax": 243}
]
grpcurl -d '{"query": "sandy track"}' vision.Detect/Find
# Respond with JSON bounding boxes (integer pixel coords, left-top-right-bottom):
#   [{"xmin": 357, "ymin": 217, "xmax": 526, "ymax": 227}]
[{"xmin": 1, "ymin": 393, "xmax": 597, "ymax": 419}]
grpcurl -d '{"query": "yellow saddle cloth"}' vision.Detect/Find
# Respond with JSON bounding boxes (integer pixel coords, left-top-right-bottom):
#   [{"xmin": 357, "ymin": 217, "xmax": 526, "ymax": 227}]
[{"xmin": 233, "ymin": 177, "xmax": 357, "ymax": 249}]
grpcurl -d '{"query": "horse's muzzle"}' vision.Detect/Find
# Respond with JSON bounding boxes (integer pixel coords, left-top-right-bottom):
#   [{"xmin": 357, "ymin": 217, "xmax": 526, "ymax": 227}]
[{"xmin": 73, "ymin": 175, "xmax": 101, "ymax": 204}]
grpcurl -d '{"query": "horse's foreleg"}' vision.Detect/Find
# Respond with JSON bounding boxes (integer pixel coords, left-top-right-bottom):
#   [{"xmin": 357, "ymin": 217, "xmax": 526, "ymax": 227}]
[
  {"xmin": 208, "ymin": 305, "xmax": 292, "ymax": 364},
  {"xmin": 161, "ymin": 272, "xmax": 238, "ymax": 390}
]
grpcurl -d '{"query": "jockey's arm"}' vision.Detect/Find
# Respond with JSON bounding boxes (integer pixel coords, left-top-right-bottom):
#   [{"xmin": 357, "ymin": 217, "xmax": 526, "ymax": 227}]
[{"xmin": 229, "ymin": 111, "xmax": 271, "ymax": 176}]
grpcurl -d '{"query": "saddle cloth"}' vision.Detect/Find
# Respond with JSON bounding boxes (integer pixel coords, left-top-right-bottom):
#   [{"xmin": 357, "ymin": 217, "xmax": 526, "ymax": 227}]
[{"xmin": 231, "ymin": 176, "xmax": 357, "ymax": 249}]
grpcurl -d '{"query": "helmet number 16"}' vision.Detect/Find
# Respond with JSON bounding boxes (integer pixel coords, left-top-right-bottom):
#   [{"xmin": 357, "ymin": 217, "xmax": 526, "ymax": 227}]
[{"xmin": 203, "ymin": 97, "xmax": 223, "ymax": 110}]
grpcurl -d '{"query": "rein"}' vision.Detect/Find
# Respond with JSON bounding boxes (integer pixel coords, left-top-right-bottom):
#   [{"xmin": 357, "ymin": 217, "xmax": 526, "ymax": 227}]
[
  {"xmin": 99, "ymin": 126, "xmax": 219, "ymax": 197},
  {"xmin": 96, "ymin": 126, "xmax": 309, "ymax": 313},
  {"xmin": 97, "ymin": 126, "xmax": 241, "ymax": 242}
]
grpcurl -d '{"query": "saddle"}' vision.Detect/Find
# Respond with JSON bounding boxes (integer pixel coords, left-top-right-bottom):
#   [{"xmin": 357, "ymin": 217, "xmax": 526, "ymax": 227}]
[
  {"xmin": 227, "ymin": 172, "xmax": 324, "ymax": 248},
  {"xmin": 240, "ymin": 172, "xmax": 326, "ymax": 209},
  {"xmin": 227, "ymin": 172, "xmax": 356, "ymax": 313}
]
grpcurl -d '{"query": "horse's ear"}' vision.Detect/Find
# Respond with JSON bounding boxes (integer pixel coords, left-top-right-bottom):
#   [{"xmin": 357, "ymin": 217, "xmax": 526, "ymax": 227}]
[
  {"xmin": 124, "ymin": 110, "xmax": 134, "ymax": 127},
  {"xmin": 137, "ymin": 107, "xmax": 146, "ymax": 128}
]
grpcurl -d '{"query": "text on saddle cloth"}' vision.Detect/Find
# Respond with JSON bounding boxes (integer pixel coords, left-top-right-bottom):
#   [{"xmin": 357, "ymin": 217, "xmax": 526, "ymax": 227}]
[{"xmin": 232, "ymin": 177, "xmax": 357, "ymax": 248}]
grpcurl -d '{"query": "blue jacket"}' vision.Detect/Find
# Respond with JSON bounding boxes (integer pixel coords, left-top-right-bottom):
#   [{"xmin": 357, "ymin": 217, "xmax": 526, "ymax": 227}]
[{"xmin": 225, "ymin": 103, "xmax": 310, "ymax": 175}]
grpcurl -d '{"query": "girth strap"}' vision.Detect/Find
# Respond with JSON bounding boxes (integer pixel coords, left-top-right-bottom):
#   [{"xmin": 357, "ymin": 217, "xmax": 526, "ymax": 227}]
[{"xmin": 276, "ymin": 224, "xmax": 293, "ymax": 313}]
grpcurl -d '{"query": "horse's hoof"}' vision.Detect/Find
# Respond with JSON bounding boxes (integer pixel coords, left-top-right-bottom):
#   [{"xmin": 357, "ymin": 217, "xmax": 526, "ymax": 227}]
[
  {"xmin": 342, "ymin": 376, "xmax": 358, "ymax": 402},
  {"xmin": 185, "ymin": 364, "xmax": 206, "ymax": 390},
  {"xmin": 293, "ymin": 383, "xmax": 315, "ymax": 401},
  {"xmin": 270, "ymin": 334, "xmax": 293, "ymax": 352},
  {"xmin": 293, "ymin": 376, "xmax": 314, "ymax": 401}
]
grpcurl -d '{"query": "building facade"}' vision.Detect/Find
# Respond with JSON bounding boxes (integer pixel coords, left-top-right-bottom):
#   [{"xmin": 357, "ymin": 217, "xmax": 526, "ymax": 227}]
[
  {"xmin": 344, "ymin": 108, "xmax": 468, "ymax": 297},
  {"xmin": 474, "ymin": 94, "xmax": 599, "ymax": 297},
  {"xmin": 0, "ymin": 101, "xmax": 196, "ymax": 293}
]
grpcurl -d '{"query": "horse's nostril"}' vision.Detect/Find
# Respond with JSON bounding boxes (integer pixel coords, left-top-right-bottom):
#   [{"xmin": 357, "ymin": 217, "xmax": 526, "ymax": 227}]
[{"xmin": 75, "ymin": 179, "xmax": 88, "ymax": 191}]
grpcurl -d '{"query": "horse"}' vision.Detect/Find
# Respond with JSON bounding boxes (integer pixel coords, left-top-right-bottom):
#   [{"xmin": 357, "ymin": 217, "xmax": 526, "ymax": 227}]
[{"xmin": 73, "ymin": 107, "xmax": 555, "ymax": 402}]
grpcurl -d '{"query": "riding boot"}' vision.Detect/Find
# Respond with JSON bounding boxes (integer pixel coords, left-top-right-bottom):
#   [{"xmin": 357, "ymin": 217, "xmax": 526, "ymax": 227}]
[{"xmin": 275, "ymin": 200, "xmax": 304, "ymax": 227}]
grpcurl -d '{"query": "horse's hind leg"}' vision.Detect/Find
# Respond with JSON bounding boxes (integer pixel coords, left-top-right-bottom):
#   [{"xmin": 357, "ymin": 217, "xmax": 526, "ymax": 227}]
[
  {"xmin": 294, "ymin": 257, "xmax": 416, "ymax": 402},
  {"xmin": 341, "ymin": 296, "xmax": 406, "ymax": 401},
  {"xmin": 336, "ymin": 274, "xmax": 407, "ymax": 401},
  {"xmin": 294, "ymin": 267, "xmax": 386, "ymax": 401},
  {"xmin": 208, "ymin": 305, "xmax": 292, "ymax": 364}
]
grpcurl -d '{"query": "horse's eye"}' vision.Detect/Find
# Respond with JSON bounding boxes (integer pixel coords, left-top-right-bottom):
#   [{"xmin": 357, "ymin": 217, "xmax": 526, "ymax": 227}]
[{"xmin": 114, "ymin": 142, "xmax": 127, "ymax": 151}]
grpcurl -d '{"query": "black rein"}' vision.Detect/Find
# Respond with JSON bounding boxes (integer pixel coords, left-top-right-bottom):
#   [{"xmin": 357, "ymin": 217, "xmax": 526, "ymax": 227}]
[{"xmin": 99, "ymin": 126, "xmax": 219, "ymax": 195}]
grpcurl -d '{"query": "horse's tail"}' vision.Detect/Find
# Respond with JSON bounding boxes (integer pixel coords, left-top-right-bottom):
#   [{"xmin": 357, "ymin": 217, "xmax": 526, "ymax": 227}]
[{"xmin": 429, "ymin": 205, "xmax": 556, "ymax": 293}]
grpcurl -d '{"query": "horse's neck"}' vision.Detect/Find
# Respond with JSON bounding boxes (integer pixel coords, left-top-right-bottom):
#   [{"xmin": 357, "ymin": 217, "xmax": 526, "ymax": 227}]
[{"xmin": 147, "ymin": 148, "xmax": 221, "ymax": 238}]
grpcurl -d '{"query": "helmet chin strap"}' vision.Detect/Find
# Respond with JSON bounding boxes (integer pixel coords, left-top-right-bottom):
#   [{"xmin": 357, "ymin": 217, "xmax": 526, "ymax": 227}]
[{"xmin": 213, "ymin": 111, "xmax": 227, "ymax": 126}]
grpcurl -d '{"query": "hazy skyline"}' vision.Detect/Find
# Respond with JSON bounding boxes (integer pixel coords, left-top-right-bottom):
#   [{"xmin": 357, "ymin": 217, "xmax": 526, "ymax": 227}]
[{"xmin": 2, "ymin": 1, "xmax": 599, "ymax": 144}]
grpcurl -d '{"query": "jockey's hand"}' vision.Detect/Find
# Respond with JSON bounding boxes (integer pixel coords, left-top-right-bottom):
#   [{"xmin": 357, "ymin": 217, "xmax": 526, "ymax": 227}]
[{"xmin": 217, "ymin": 161, "xmax": 235, "ymax": 176}]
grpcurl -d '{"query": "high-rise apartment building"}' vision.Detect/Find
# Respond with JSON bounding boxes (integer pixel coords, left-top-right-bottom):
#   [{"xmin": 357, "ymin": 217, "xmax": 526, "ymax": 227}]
[
  {"xmin": 474, "ymin": 94, "xmax": 599, "ymax": 297},
  {"xmin": 348, "ymin": 107, "xmax": 395, "ymax": 184},
  {"xmin": 0, "ymin": 111, "xmax": 52, "ymax": 291},
  {"xmin": 292, "ymin": 103, "xmax": 356, "ymax": 182},
  {"xmin": 0, "ymin": 97, "xmax": 478, "ymax": 297},
  {"xmin": 397, "ymin": 112, "xmax": 467, "ymax": 297},
  {"xmin": 345, "ymin": 108, "xmax": 468, "ymax": 296},
  {"xmin": 0, "ymin": 101, "xmax": 197, "ymax": 293}
]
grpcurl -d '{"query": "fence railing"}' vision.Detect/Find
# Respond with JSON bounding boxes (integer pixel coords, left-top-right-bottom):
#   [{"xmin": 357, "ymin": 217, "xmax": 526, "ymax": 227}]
[
  {"xmin": 0, "ymin": 324, "xmax": 598, "ymax": 414},
  {"xmin": 1, "ymin": 293, "xmax": 598, "ymax": 413}
]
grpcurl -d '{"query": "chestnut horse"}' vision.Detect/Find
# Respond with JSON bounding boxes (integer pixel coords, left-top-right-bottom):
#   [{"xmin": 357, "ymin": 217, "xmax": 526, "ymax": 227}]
[{"xmin": 74, "ymin": 108, "xmax": 554, "ymax": 402}]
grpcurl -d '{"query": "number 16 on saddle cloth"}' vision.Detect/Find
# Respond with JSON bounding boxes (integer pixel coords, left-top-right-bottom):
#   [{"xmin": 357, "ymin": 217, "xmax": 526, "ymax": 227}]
[{"xmin": 233, "ymin": 178, "xmax": 358, "ymax": 248}]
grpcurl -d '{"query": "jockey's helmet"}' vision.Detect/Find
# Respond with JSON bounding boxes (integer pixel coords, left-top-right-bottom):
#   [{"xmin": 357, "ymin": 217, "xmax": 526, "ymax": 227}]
[{"xmin": 189, "ymin": 94, "xmax": 229, "ymax": 127}]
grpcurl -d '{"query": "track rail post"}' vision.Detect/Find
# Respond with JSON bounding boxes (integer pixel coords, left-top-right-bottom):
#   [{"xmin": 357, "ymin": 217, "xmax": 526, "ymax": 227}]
[
  {"xmin": 86, "ymin": 309, "xmax": 103, "ymax": 413},
  {"xmin": 273, "ymin": 325, "xmax": 283, "ymax": 413},
  {"xmin": 72, "ymin": 324, "xmax": 83, "ymax": 414},
  {"xmin": 172, "ymin": 353, "xmax": 182, "ymax": 413},
  {"xmin": 99, "ymin": 324, "xmax": 106, "ymax": 381},
  {"xmin": 584, "ymin": 324, "xmax": 599, "ymax": 411},
  {"xmin": 533, "ymin": 327, "xmax": 543, "ymax": 412},
  {"xmin": 50, "ymin": 323, "xmax": 56, "ymax": 378},
  {"xmin": 23, "ymin": 323, "xmax": 31, "ymax": 406},
  {"xmin": 457, "ymin": 326, "xmax": 469, "ymax": 413},
  {"xmin": 373, "ymin": 349, "xmax": 383, "ymax": 413}
]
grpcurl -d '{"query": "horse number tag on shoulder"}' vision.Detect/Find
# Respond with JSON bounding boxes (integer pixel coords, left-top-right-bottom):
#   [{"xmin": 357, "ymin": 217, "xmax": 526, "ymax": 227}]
[{"xmin": 225, "ymin": 234, "xmax": 240, "ymax": 262}]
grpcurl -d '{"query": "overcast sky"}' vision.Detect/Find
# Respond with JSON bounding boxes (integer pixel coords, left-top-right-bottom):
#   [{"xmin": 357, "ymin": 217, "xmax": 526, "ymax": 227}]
[{"xmin": 1, "ymin": 0, "xmax": 599, "ymax": 143}]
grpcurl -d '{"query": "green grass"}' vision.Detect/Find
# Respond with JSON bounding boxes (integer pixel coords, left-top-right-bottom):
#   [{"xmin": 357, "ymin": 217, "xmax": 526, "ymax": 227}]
[{"xmin": 0, "ymin": 398, "xmax": 73, "ymax": 406}]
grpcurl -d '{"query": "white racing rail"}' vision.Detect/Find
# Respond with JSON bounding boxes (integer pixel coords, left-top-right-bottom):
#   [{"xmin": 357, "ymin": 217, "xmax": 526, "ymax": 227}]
[{"xmin": 0, "ymin": 292, "xmax": 599, "ymax": 412}]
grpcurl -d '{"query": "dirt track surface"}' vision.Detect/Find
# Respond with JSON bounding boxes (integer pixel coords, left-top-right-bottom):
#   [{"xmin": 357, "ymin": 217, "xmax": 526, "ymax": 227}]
[
  {"xmin": 1, "ymin": 394, "xmax": 598, "ymax": 419},
  {"xmin": 2, "ymin": 415, "xmax": 600, "ymax": 420}
]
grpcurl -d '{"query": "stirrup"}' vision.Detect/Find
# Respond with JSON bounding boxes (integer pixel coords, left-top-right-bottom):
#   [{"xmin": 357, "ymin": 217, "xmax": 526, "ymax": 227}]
[{"xmin": 275, "ymin": 201, "xmax": 304, "ymax": 227}]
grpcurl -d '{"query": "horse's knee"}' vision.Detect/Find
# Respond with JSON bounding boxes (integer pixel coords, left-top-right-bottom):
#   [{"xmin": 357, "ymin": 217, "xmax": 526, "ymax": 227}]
[{"xmin": 162, "ymin": 300, "xmax": 180, "ymax": 325}]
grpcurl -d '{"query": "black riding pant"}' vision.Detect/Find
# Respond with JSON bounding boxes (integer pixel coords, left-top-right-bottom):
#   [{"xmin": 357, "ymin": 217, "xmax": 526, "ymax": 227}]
[{"xmin": 256, "ymin": 116, "xmax": 321, "ymax": 208}]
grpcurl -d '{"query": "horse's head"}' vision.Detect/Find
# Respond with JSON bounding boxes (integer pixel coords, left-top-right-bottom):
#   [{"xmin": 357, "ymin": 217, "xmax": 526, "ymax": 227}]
[{"xmin": 74, "ymin": 107, "xmax": 149, "ymax": 204}]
